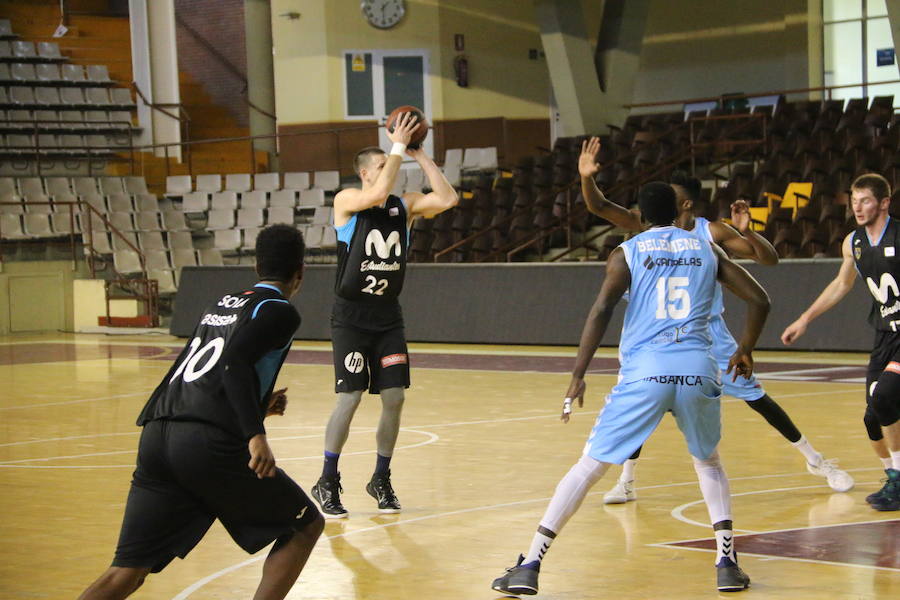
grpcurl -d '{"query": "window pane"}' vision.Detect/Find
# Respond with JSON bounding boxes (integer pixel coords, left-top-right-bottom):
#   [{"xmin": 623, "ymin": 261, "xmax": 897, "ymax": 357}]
[
  {"xmin": 345, "ymin": 52, "xmax": 374, "ymax": 117},
  {"xmin": 824, "ymin": 0, "xmax": 862, "ymax": 21},
  {"xmin": 867, "ymin": 0, "xmax": 888, "ymax": 17},
  {"xmin": 824, "ymin": 21, "xmax": 864, "ymax": 101},
  {"xmin": 866, "ymin": 17, "xmax": 900, "ymax": 105}
]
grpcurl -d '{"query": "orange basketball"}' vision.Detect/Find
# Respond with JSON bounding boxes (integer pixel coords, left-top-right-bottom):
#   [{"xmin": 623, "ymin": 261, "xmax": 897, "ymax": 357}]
[{"xmin": 386, "ymin": 105, "xmax": 428, "ymax": 149}]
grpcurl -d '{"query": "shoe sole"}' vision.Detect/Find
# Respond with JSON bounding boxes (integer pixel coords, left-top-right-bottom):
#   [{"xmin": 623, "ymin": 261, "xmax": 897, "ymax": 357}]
[
  {"xmin": 872, "ymin": 503, "xmax": 900, "ymax": 511},
  {"xmin": 718, "ymin": 584, "xmax": 750, "ymax": 592},
  {"xmin": 491, "ymin": 584, "xmax": 537, "ymax": 595},
  {"xmin": 603, "ymin": 495, "xmax": 636, "ymax": 505},
  {"xmin": 378, "ymin": 507, "xmax": 402, "ymax": 513}
]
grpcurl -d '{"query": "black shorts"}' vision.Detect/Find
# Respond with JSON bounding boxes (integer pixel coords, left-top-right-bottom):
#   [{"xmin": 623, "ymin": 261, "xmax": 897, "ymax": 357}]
[
  {"xmin": 866, "ymin": 330, "xmax": 900, "ymax": 404},
  {"xmin": 332, "ymin": 323, "xmax": 410, "ymax": 394},
  {"xmin": 112, "ymin": 420, "xmax": 319, "ymax": 573}
]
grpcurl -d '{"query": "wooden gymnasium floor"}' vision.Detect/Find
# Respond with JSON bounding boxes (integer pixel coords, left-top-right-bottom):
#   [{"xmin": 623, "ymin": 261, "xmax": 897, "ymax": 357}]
[{"xmin": 1, "ymin": 333, "xmax": 898, "ymax": 599}]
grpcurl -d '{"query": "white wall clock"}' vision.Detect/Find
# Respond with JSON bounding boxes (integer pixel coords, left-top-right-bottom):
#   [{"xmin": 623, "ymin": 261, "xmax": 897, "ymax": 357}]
[{"xmin": 361, "ymin": 0, "xmax": 406, "ymax": 29}]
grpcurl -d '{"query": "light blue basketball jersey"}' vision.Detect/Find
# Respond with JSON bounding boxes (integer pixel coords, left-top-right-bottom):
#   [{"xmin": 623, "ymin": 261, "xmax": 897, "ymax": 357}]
[
  {"xmin": 617, "ymin": 226, "xmax": 719, "ymax": 384},
  {"xmin": 691, "ymin": 217, "xmax": 725, "ymax": 317}
]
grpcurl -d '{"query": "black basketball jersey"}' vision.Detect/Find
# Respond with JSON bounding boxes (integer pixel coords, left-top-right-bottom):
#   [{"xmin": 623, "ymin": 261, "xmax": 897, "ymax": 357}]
[
  {"xmin": 137, "ymin": 284, "xmax": 300, "ymax": 439},
  {"xmin": 335, "ymin": 194, "xmax": 408, "ymax": 302},
  {"xmin": 852, "ymin": 217, "xmax": 900, "ymax": 332}
]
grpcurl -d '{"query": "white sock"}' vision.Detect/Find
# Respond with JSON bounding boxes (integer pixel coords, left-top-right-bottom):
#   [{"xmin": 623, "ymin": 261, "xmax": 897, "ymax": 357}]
[
  {"xmin": 881, "ymin": 456, "xmax": 893, "ymax": 469},
  {"xmin": 891, "ymin": 450, "xmax": 900, "ymax": 470},
  {"xmin": 791, "ymin": 435, "xmax": 823, "ymax": 466},
  {"xmin": 523, "ymin": 528, "xmax": 555, "ymax": 565},
  {"xmin": 693, "ymin": 451, "xmax": 732, "ymax": 525},
  {"xmin": 620, "ymin": 458, "xmax": 637, "ymax": 482},
  {"xmin": 715, "ymin": 527, "xmax": 736, "ymax": 564}
]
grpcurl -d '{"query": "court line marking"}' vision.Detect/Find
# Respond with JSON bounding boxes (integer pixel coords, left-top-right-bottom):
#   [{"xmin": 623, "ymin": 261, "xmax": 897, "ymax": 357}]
[
  {"xmin": 669, "ymin": 484, "xmax": 842, "ymax": 532},
  {"xmin": 650, "ymin": 517, "xmax": 900, "ymax": 573},
  {"xmin": 0, "ymin": 390, "xmax": 153, "ymax": 411},
  {"xmin": 0, "ymin": 428, "xmax": 438, "ymax": 467},
  {"xmin": 170, "ymin": 471, "xmax": 892, "ymax": 599}
]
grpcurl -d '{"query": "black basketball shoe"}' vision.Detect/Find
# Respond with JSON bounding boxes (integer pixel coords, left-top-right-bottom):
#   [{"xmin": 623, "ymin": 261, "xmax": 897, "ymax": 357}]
[
  {"xmin": 491, "ymin": 554, "xmax": 540, "ymax": 596},
  {"xmin": 366, "ymin": 470, "xmax": 401, "ymax": 513},
  {"xmin": 312, "ymin": 473, "xmax": 348, "ymax": 519},
  {"xmin": 716, "ymin": 556, "xmax": 750, "ymax": 592},
  {"xmin": 870, "ymin": 468, "xmax": 900, "ymax": 511}
]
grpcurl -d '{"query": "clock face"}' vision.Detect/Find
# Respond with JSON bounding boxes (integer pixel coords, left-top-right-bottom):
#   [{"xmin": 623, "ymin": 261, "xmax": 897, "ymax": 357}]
[{"xmin": 361, "ymin": 0, "xmax": 406, "ymax": 29}]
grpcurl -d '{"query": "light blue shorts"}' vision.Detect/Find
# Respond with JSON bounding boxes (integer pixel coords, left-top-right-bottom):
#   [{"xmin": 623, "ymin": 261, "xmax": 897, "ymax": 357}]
[
  {"xmin": 709, "ymin": 315, "xmax": 765, "ymax": 401},
  {"xmin": 583, "ymin": 376, "xmax": 722, "ymax": 463}
]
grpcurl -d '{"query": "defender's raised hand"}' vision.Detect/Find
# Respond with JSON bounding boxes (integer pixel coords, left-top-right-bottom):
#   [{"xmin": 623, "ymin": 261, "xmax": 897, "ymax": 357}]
[{"xmin": 578, "ymin": 137, "xmax": 602, "ymax": 179}]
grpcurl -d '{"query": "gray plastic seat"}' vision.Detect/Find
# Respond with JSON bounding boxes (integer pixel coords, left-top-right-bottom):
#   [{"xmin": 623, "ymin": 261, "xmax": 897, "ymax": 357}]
[
  {"xmin": 197, "ymin": 248, "xmax": 224, "ymax": 265},
  {"xmin": 23, "ymin": 213, "xmax": 54, "ymax": 237},
  {"xmin": 171, "ymin": 247, "xmax": 197, "ymax": 269},
  {"xmin": 11, "ymin": 41, "xmax": 37, "ymax": 60},
  {"xmin": 113, "ymin": 249, "xmax": 143, "ymax": 274},
  {"xmin": 85, "ymin": 87, "xmax": 110, "ymax": 107},
  {"xmin": 10, "ymin": 62, "xmax": 36, "ymax": 82},
  {"xmin": 167, "ymin": 230, "xmax": 193, "ymax": 249},
  {"xmin": 98, "ymin": 176, "xmax": 125, "ymax": 195},
  {"xmin": 45, "ymin": 177, "xmax": 71, "ymax": 197},
  {"xmin": 240, "ymin": 190, "xmax": 267, "ymax": 209},
  {"xmin": 253, "ymin": 172, "xmax": 280, "ymax": 191},
  {"xmin": 72, "ymin": 177, "xmax": 99, "ymax": 196},
  {"xmin": 136, "ymin": 212, "xmax": 162, "ymax": 232},
  {"xmin": 34, "ymin": 87, "xmax": 61, "ymax": 106},
  {"xmin": 165, "ymin": 175, "xmax": 192, "ymax": 197},
  {"xmin": 0, "ymin": 41, "xmax": 10, "ymax": 60},
  {"xmin": 133, "ymin": 194, "xmax": 158, "ymax": 212},
  {"xmin": 0, "ymin": 19, "xmax": 13, "ymax": 39},
  {"xmin": 0, "ymin": 214, "xmax": 26, "ymax": 238},
  {"xmin": 125, "ymin": 175, "xmax": 149, "ymax": 194},
  {"xmin": 106, "ymin": 193, "xmax": 133, "ymax": 213},
  {"xmin": 140, "ymin": 233, "xmax": 167, "ymax": 252},
  {"xmin": 195, "ymin": 174, "xmax": 221, "ymax": 193},
  {"xmin": 225, "ymin": 173, "xmax": 251, "ymax": 193},
  {"xmin": 312, "ymin": 170, "xmax": 340, "ymax": 191},
  {"xmin": 108, "ymin": 111, "xmax": 132, "ymax": 130},
  {"xmin": 36, "ymin": 42, "xmax": 63, "ymax": 61},
  {"xmin": 144, "ymin": 249, "xmax": 170, "ymax": 269},
  {"xmin": 36, "ymin": 63, "xmax": 62, "ymax": 83},
  {"xmin": 283, "ymin": 172, "xmax": 310, "ymax": 190},
  {"xmin": 61, "ymin": 64, "xmax": 86, "ymax": 84},
  {"xmin": 51, "ymin": 212, "xmax": 79, "ymax": 234},
  {"xmin": 86, "ymin": 65, "xmax": 112, "ymax": 84},
  {"xmin": 161, "ymin": 210, "xmax": 189, "ymax": 231},
  {"xmin": 110, "ymin": 88, "xmax": 134, "ymax": 107},
  {"xmin": 60, "ymin": 88, "xmax": 85, "ymax": 107},
  {"xmin": 9, "ymin": 86, "xmax": 35, "ymax": 106}
]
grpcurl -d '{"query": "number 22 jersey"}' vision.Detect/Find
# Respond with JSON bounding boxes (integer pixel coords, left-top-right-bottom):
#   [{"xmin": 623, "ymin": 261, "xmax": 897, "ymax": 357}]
[{"xmin": 136, "ymin": 283, "xmax": 300, "ymax": 440}]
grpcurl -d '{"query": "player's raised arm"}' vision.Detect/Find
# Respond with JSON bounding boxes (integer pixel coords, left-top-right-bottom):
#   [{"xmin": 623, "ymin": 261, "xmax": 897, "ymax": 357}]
[
  {"xmin": 334, "ymin": 112, "xmax": 419, "ymax": 219},
  {"xmin": 404, "ymin": 145, "xmax": 459, "ymax": 218},
  {"xmin": 579, "ymin": 137, "xmax": 644, "ymax": 232},
  {"xmin": 711, "ymin": 200, "xmax": 779, "ymax": 265},
  {"xmin": 562, "ymin": 246, "xmax": 631, "ymax": 421},
  {"xmin": 712, "ymin": 244, "xmax": 771, "ymax": 380},
  {"xmin": 781, "ymin": 232, "xmax": 858, "ymax": 345}
]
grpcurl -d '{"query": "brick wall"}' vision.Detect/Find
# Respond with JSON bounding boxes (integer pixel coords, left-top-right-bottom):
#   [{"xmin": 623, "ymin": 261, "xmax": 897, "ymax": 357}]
[{"xmin": 174, "ymin": 0, "xmax": 248, "ymax": 128}]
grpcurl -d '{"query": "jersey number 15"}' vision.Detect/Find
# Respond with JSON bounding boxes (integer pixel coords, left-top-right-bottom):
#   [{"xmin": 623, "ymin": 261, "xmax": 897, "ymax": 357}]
[{"xmin": 655, "ymin": 276, "xmax": 691, "ymax": 319}]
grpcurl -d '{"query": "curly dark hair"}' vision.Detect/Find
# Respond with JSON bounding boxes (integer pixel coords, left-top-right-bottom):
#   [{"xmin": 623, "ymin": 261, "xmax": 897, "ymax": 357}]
[{"xmin": 255, "ymin": 224, "xmax": 305, "ymax": 282}]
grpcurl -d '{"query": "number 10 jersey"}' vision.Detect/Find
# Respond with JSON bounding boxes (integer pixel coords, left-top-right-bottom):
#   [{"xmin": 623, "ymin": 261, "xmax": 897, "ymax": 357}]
[{"xmin": 136, "ymin": 284, "xmax": 299, "ymax": 439}]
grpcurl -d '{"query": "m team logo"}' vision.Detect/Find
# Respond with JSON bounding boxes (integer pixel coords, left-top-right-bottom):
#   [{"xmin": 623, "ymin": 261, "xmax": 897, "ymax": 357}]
[
  {"xmin": 365, "ymin": 229, "xmax": 402, "ymax": 259},
  {"xmin": 866, "ymin": 273, "xmax": 900, "ymax": 304},
  {"xmin": 344, "ymin": 351, "xmax": 365, "ymax": 374}
]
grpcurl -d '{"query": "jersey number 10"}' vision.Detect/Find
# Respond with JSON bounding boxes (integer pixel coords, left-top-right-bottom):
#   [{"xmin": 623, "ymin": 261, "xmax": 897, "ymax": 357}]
[
  {"xmin": 170, "ymin": 337, "xmax": 225, "ymax": 383},
  {"xmin": 655, "ymin": 277, "xmax": 691, "ymax": 319}
]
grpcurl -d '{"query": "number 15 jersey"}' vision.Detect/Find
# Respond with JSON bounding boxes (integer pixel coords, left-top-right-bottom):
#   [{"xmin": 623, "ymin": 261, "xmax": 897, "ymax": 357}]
[
  {"xmin": 136, "ymin": 283, "xmax": 300, "ymax": 440},
  {"xmin": 617, "ymin": 226, "xmax": 719, "ymax": 384}
]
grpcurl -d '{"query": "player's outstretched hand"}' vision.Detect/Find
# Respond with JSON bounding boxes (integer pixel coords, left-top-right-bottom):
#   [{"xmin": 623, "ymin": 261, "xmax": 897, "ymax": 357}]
[
  {"xmin": 386, "ymin": 111, "xmax": 417, "ymax": 146},
  {"xmin": 726, "ymin": 349, "xmax": 754, "ymax": 381},
  {"xmin": 730, "ymin": 199, "xmax": 751, "ymax": 233},
  {"xmin": 248, "ymin": 434, "xmax": 277, "ymax": 479},
  {"xmin": 266, "ymin": 387, "xmax": 288, "ymax": 417},
  {"xmin": 578, "ymin": 137, "xmax": 602, "ymax": 179},
  {"xmin": 561, "ymin": 376, "xmax": 586, "ymax": 423},
  {"xmin": 781, "ymin": 318, "xmax": 807, "ymax": 346}
]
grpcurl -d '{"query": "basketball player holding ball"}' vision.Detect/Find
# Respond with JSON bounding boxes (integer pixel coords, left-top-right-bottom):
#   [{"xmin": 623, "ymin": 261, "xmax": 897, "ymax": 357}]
[{"xmin": 312, "ymin": 110, "xmax": 459, "ymax": 518}]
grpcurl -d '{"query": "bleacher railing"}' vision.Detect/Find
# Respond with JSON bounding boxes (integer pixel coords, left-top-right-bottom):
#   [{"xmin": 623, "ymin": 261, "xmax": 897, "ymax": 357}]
[{"xmin": 0, "ymin": 199, "xmax": 159, "ymax": 327}]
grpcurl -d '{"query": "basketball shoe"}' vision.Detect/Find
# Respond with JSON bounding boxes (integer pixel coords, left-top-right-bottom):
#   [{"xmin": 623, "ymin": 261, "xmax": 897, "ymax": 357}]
[
  {"xmin": 366, "ymin": 470, "xmax": 401, "ymax": 513},
  {"xmin": 312, "ymin": 473, "xmax": 349, "ymax": 519},
  {"xmin": 603, "ymin": 478, "xmax": 637, "ymax": 504},
  {"xmin": 492, "ymin": 555, "xmax": 539, "ymax": 596},
  {"xmin": 806, "ymin": 458, "xmax": 854, "ymax": 492},
  {"xmin": 869, "ymin": 468, "xmax": 900, "ymax": 511},
  {"xmin": 716, "ymin": 556, "xmax": 750, "ymax": 592}
]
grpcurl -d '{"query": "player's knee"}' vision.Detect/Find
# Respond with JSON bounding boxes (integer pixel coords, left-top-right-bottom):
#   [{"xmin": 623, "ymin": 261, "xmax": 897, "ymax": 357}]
[
  {"xmin": 94, "ymin": 567, "xmax": 150, "ymax": 596},
  {"xmin": 380, "ymin": 387, "xmax": 405, "ymax": 411},
  {"xmin": 870, "ymin": 378, "xmax": 900, "ymax": 426},
  {"xmin": 692, "ymin": 450, "xmax": 722, "ymax": 471},
  {"xmin": 575, "ymin": 454, "xmax": 609, "ymax": 484},
  {"xmin": 864, "ymin": 407, "xmax": 884, "ymax": 441}
]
